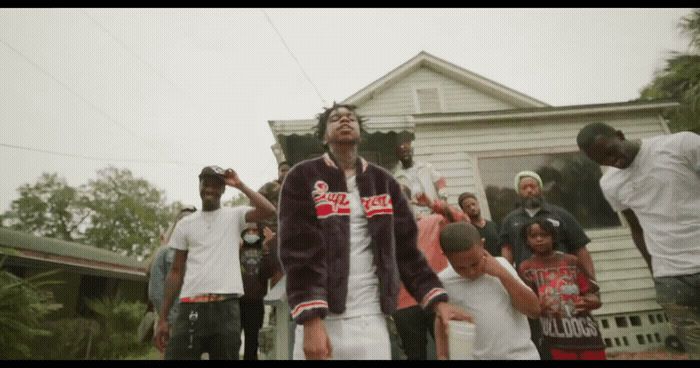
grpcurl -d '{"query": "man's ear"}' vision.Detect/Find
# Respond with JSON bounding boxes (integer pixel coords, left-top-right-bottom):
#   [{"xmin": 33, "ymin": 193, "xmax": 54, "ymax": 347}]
[{"xmin": 615, "ymin": 130, "xmax": 626, "ymax": 141}]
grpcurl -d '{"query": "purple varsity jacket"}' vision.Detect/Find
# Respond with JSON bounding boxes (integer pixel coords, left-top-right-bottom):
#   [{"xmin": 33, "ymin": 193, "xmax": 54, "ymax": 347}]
[{"xmin": 278, "ymin": 152, "xmax": 449, "ymax": 324}]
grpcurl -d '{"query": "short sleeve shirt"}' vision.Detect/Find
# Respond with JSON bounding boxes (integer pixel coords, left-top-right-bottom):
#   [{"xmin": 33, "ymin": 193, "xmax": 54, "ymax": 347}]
[
  {"xmin": 498, "ymin": 203, "xmax": 590, "ymax": 269},
  {"xmin": 598, "ymin": 133, "xmax": 700, "ymax": 277},
  {"xmin": 439, "ymin": 257, "xmax": 540, "ymax": 360},
  {"xmin": 477, "ymin": 220, "xmax": 500, "ymax": 257},
  {"xmin": 393, "ymin": 161, "xmax": 444, "ymax": 216},
  {"xmin": 519, "ymin": 252, "xmax": 605, "ymax": 351},
  {"xmin": 169, "ymin": 206, "xmax": 252, "ymax": 298}
]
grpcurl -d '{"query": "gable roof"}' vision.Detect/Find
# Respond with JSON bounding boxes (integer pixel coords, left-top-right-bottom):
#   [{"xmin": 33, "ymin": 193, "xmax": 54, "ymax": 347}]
[{"xmin": 342, "ymin": 51, "xmax": 549, "ymax": 109}]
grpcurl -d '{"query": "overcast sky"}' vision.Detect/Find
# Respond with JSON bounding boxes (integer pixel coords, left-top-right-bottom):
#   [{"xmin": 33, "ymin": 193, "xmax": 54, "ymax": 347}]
[{"xmin": 0, "ymin": 8, "xmax": 693, "ymax": 213}]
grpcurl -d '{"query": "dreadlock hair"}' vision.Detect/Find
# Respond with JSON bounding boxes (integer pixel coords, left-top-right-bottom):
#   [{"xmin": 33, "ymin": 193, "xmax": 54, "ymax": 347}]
[{"xmin": 314, "ymin": 102, "xmax": 366, "ymax": 149}]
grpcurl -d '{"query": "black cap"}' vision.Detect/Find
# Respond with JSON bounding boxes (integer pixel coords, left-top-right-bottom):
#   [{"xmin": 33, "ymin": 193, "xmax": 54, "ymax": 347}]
[{"xmin": 199, "ymin": 165, "xmax": 226, "ymax": 182}]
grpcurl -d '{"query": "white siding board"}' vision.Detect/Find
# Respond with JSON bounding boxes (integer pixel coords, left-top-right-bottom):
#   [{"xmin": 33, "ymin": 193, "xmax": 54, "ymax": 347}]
[
  {"xmin": 596, "ymin": 269, "xmax": 653, "ymax": 282},
  {"xmin": 599, "ymin": 278, "xmax": 655, "ymax": 292},
  {"xmin": 595, "ymin": 300, "xmax": 662, "ymax": 316},
  {"xmin": 594, "ymin": 258, "xmax": 648, "ymax": 272},
  {"xmin": 410, "ymin": 112, "xmax": 668, "ymax": 317},
  {"xmin": 601, "ymin": 288, "xmax": 658, "ymax": 304},
  {"xmin": 357, "ymin": 67, "xmax": 516, "ymax": 116}
]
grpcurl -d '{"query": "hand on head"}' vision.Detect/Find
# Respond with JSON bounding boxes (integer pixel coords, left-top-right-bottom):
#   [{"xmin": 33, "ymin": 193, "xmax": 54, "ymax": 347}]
[{"xmin": 224, "ymin": 168, "xmax": 243, "ymax": 188}]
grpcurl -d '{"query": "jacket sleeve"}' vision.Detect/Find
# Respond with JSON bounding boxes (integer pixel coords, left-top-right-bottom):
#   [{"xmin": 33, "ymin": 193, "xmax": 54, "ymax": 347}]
[
  {"xmin": 390, "ymin": 176, "xmax": 448, "ymax": 311},
  {"xmin": 278, "ymin": 165, "xmax": 328, "ymax": 324}
]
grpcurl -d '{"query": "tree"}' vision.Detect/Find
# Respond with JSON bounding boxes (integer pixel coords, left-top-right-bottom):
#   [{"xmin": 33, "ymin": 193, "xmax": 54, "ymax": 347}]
[
  {"xmin": 223, "ymin": 192, "xmax": 250, "ymax": 207},
  {"xmin": 79, "ymin": 166, "xmax": 172, "ymax": 258},
  {"xmin": 1, "ymin": 173, "xmax": 87, "ymax": 241},
  {"xmin": 640, "ymin": 9, "xmax": 700, "ymax": 133}
]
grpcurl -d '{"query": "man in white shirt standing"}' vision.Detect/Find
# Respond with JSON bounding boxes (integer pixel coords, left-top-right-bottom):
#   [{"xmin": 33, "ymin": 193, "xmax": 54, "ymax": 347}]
[
  {"xmin": 155, "ymin": 165, "xmax": 276, "ymax": 360},
  {"xmin": 393, "ymin": 136, "xmax": 448, "ymax": 217},
  {"xmin": 577, "ymin": 122, "xmax": 700, "ymax": 358}
]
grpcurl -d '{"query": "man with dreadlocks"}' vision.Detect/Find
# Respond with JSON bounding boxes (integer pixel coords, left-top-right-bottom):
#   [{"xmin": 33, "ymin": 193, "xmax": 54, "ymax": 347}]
[{"xmin": 278, "ymin": 102, "xmax": 471, "ymax": 360}]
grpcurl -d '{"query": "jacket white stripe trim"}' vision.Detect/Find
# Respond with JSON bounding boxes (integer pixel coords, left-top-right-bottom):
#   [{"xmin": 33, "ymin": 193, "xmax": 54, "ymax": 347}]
[
  {"xmin": 291, "ymin": 300, "xmax": 329, "ymax": 318},
  {"xmin": 421, "ymin": 287, "xmax": 447, "ymax": 308}
]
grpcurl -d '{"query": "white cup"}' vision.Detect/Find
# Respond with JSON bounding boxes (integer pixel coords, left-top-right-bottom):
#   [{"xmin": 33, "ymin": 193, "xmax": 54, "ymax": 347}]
[{"xmin": 448, "ymin": 320, "xmax": 476, "ymax": 360}]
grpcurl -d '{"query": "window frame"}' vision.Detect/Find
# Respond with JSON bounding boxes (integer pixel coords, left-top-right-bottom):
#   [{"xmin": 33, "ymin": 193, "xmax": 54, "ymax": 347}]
[
  {"xmin": 413, "ymin": 85, "xmax": 444, "ymax": 114},
  {"xmin": 470, "ymin": 145, "xmax": 627, "ymax": 231}
]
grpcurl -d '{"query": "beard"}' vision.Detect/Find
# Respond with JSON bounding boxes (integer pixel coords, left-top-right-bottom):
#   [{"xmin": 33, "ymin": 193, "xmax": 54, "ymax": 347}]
[{"xmin": 520, "ymin": 195, "xmax": 543, "ymax": 210}]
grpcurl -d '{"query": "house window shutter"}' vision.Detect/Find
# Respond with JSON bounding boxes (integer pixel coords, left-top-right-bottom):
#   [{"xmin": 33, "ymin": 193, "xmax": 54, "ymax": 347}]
[{"xmin": 416, "ymin": 88, "xmax": 441, "ymax": 113}]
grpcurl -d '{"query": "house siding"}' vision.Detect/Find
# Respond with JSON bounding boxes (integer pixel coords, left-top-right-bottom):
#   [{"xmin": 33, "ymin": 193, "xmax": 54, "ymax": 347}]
[
  {"xmin": 411, "ymin": 114, "xmax": 666, "ymax": 321},
  {"xmin": 357, "ymin": 67, "xmax": 516, "ymax": 116}
]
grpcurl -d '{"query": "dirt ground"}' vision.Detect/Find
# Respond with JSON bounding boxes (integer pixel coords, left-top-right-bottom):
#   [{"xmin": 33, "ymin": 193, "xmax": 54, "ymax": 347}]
[{"xmin": 607, "ymin": 349, "xmax": 689, "ymax": 360}]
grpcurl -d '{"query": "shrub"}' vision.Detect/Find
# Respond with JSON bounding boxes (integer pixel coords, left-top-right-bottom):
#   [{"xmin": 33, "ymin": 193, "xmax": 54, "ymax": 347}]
[
  {"xmin": 0, "ymin": 255, "xmax": 62, "ymax": 359},
  {"xmin": 84, "ymin": 296, "xmax": 151, "ymax": 359}
]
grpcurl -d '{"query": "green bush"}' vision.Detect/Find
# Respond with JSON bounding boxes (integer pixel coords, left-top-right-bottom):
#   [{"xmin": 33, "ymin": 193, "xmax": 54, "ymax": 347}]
[
  {"xmin": 0, "ymin": 255, "xmax": 62, "ymax": 359},
  {"xmin": 32, "ymin": 317, "xmax": 100, "ymax": 359},
  {"xmin": 83, "ymin": 296, "xmax": 151, "ymax": 359}
]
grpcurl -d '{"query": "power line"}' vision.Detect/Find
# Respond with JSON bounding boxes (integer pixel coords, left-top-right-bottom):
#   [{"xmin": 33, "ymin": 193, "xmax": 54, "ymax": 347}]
[
  {"xmin": 80, "ymin": 10, "xmax": 189, "ymax": 97},
  {"xmin": 0, "ymin": 142, "xmax": 203, "ymax": 167},
  {"xmin": 261, "ymin": 9, "xmax": 328, "ymax": 106},
  {"xmin": 0, "ymin": 36, "xmax": 143, "ymax": 140},
  {"xmin": 79, "ymin": 10, "xmax": 243, "ymax": 162},
  {"xmin": 0, "ymin": 34, "xmax": 205, "ymax": 168}
]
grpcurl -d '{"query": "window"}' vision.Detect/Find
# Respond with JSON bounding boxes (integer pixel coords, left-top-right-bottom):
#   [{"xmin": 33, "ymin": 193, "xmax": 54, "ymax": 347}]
[
  {"xmin": 416, "ymin": 88, "xmax": 441, "ymax": 113},
  {"xmin": 615, "ymin": 316, "xmax": 628, "ymax": 328},
  {"xmin": 630, "ymin": 315, "xmax": 642, "ymax": 326},
  {"xmin": 477, "ymin": 151, "xmax": 621, "ymax": 229}
]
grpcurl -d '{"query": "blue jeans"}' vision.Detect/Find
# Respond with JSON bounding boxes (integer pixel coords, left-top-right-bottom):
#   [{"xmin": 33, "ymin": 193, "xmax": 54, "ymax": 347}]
[{"xmin": 654, "ymin": 273, "xmax": 700, "ymax": 359}]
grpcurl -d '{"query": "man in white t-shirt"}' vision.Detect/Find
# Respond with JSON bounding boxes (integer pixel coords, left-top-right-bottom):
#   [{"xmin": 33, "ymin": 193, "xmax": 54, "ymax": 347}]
[
  {"xmin": 393, "ymin": 136, "xmax": 448, "ymax": 217},
  {"xmin": 577, "ymin": 122, "xmax": 700, "ymax": 358},
  {"xmin": 154, "ymin": 165, "xmax": 276, "ymax": 360},
  {"xmin": 436, "ymin": 222, "xmax": 541, "ymax": 360}
]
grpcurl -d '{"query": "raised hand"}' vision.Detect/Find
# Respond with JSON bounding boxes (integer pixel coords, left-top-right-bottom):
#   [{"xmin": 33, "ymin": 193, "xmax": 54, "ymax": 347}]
[
  {"xmin": 481, "ymin": 249, "xmax": 505, "ymax": 278},
  {"xmin": 224, "ymin": 168, "xmax": 243, "ymax": 189}
]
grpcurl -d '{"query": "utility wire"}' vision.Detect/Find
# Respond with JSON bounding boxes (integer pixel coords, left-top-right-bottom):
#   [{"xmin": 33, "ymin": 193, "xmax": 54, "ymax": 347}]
[
  {"xmin": 81, "ymin": 10, "xmax": 189, "ymax": 97},
  {"xmin": 0, "ymin": 142, "xmax": 202, "ymax": 167},
  {"xmin": 0, "ymin": 35, "xmax": 205, "ymax": 168},
  {"xmin": 79, "ymin": 10, "xmax": 242, "ymax": 164},
  {"xmin": 0, "ymin": 36, "xmax": 143, "ymax": 140},
  {"xmin": 261, "ymin": 9, "xmax": 328, "ymax": 106}
]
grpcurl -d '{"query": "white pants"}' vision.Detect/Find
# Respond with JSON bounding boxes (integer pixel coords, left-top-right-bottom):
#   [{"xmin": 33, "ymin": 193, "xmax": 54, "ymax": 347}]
[{"xmin": 293, "ymin": 314, "xmax": 391, "ymax": 360}]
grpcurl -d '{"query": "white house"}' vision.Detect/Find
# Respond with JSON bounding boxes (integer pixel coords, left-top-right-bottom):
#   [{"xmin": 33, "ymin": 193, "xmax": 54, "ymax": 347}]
[{"xmin": 267, "ymin": 51, "xmax": 679, "ymax": 354}]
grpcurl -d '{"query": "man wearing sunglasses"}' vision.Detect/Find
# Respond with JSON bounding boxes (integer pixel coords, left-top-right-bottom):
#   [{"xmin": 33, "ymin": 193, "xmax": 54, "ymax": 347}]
[{"xmin": 155, "ymin": 165, "xmax": 276, "ymax": 360}]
